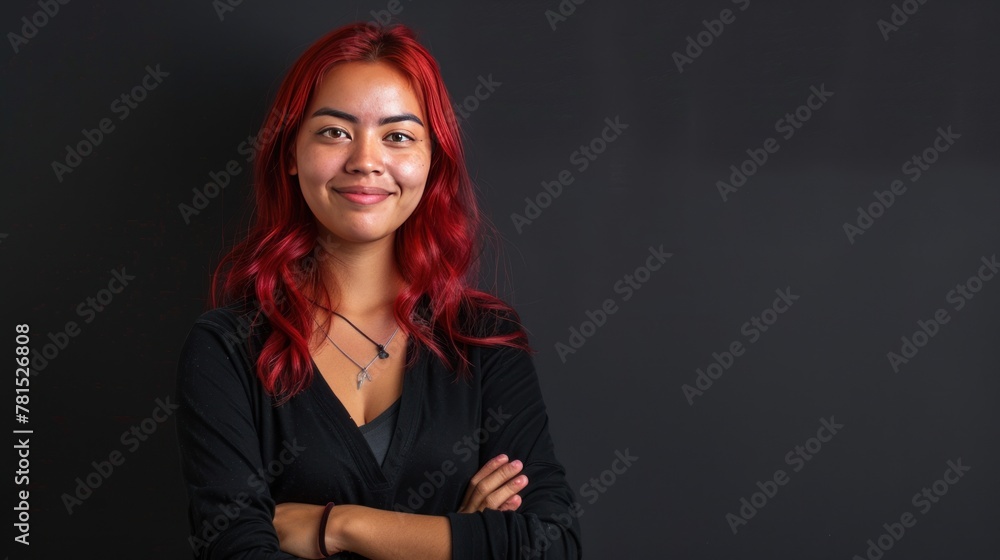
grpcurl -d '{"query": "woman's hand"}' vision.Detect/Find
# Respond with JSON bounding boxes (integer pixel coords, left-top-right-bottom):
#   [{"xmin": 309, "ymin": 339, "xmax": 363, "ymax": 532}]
[
  {"xmin": 273, "ymin": 502, "xmax": 343, "ymax": 559},
  {"xmin": 458, "ymin": 454, "xmax": 529, "ymax": 513}
]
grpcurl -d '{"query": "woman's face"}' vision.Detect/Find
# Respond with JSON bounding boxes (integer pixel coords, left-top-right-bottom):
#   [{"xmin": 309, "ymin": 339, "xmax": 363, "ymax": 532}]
[{"xmin": 290, "ymin": 61, "xmax": 431, "ymax": 248}]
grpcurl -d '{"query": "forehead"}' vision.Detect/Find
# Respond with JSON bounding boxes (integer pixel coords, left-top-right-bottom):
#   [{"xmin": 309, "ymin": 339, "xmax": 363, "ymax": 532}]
[{"xmin": 308, "ymin": 61, "xmax": 425, "ymax": 119}]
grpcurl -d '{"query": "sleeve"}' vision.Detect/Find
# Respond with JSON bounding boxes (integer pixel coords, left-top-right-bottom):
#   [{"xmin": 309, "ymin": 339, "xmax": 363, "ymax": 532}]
[
  {"xmin": 175, "ymin": 318, "xmax": 301, "ymax": 560},
  {"xmin": 444, "ymin": 320, "xmax": 584, "ymax": 559}
]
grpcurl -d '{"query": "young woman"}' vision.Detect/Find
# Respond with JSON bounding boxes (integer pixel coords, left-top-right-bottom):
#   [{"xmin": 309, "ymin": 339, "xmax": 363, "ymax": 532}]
[{"xmin": 175, "ymin": 22, "xmax": 582, "ymax": 559}]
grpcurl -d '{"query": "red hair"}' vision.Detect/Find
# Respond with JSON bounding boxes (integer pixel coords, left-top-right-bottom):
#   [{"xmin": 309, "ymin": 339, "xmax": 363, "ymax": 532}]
[{"xmin": 210, "ymin": 22, "xmax": 531, "ymax": 403}]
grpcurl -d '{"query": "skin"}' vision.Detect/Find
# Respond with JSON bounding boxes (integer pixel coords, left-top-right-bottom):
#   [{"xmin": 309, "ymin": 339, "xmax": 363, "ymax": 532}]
[{"xmin": 273, "ymin": 61, "xmax": 529, "ymax": 559}]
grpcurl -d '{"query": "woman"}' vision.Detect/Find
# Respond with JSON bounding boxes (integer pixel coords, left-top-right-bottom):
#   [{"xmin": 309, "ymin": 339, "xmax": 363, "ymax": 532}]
[{"xmin": 175, "ymin": 22, "xmax": 583, "ymax": 559}]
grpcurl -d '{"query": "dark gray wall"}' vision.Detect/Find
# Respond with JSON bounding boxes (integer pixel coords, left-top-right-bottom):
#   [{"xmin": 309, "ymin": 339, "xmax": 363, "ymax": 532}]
[{"xmin": 3, "ymin": 0, "xmax": 998, "ymax": 557}]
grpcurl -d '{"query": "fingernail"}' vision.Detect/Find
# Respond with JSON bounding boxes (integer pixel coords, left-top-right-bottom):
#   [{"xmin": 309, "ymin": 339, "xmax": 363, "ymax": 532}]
[
  {"xmin": 496, "ymin": 454, "xmax": 508, "ymax": 462},
  {"xmin": 511, "ymin": 460, "xmax": 522, "ymax": 468},
  {"xmin": 515, "ymin": 475, "xmax": 527, "ymax": 484}
]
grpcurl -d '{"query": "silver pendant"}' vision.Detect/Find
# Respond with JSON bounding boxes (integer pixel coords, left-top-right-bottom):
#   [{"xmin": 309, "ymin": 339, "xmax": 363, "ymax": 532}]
[{"xmin": 356, "ymin": 368, "xmax": 373, "ymax": 390}]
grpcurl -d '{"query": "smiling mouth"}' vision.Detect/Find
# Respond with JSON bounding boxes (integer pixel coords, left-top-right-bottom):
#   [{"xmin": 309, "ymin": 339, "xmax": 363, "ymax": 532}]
[
  {"xmin": 335, "ymin": 189, "xmax": 392, "ymax": 205},
  {"xmin": 336, "ymin": 186, "xmax": 391, "ymax": 195}
]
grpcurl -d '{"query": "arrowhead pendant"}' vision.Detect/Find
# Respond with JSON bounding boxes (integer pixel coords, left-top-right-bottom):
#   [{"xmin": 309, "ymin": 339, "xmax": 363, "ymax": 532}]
[{"xmin": 356, "ymin": 368, "xmax": 373, "ymax": 390}]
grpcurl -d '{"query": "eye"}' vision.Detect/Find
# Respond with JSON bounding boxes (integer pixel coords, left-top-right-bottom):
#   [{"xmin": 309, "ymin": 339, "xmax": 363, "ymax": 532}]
[
  {"xmin": 318, "ymin": 127, "xmax": 349, "ymax": 139},
  {"xmin": 385, "ymin": 132, "xmax": 414, "ymax": 143}
]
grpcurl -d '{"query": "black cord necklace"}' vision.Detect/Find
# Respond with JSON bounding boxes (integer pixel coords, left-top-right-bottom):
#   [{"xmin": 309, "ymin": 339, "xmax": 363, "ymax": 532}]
[
  {"xmin": 307, "ymin": 298, "xmax": 393, "ymax": 359},
  {"xmin": 331, "ymin": 309, "xmax": 391, "ymax": 359}
]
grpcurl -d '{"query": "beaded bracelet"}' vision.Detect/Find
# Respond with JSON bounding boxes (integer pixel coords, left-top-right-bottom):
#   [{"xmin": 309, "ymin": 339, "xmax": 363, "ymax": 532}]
[{"xmin": 318, "ymin": 502, "xmax": 335, "ymax": 557}]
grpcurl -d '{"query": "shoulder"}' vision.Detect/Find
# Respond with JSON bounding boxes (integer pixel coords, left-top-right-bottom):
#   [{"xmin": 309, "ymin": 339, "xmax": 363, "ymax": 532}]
[
  {"xmin": 193, "ymin": 299, "xmax": 262, "ymax": 332},
  {"xmin": 420, "ymin": 295, "xmax": 531, "ymax": 369},
  {"xmin": 176, "ymin": 300, "xmax": 272, "ymax": 401},
  {"xmin": 455, "ymin": 298, "xmax": 536, "ymax": 378},
  {"xmin": 176, "ymin": 302, "xmax": 275, "ymax": 430},
  {"xmin": 179, "ymin": 299, "xmax": 270, "ymax": 364},
  {"xmin": 457, "ymin": 296, "xmax": 528, "ymax": 340}
]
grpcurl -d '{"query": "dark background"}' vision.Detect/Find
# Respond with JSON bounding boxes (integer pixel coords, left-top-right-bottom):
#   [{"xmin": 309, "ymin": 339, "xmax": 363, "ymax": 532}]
[{"xmin": 3, "ymin": 0, "xmax": 999, "ymax": 558}]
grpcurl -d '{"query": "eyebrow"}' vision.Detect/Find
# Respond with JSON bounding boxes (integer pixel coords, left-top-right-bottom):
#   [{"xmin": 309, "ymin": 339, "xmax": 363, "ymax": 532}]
[{"xmin": 310, "ymin": 107, "xmax": 424, "ymax": 127}]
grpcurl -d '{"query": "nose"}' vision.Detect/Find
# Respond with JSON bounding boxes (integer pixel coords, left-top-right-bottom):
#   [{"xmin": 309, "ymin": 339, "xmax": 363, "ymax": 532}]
[{"xmin": 345, "ymin": 132, "xmax": 383, "ymax": 175}]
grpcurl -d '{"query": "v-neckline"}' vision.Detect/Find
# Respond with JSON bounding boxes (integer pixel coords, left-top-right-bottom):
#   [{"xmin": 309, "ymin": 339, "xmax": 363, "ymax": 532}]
[{"xmin": 307, "ymin": 335, "xmax": 424, "ymax": 488}]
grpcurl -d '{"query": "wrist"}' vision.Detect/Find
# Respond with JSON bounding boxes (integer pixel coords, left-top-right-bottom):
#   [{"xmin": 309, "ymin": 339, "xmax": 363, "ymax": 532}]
[
  {"xmin": 317, "ymin": 502, "xmax": 336, "ymax": 557},
  {"xmin": 324, "ymin": 503, "xmax": 358, "ymax": 554}
]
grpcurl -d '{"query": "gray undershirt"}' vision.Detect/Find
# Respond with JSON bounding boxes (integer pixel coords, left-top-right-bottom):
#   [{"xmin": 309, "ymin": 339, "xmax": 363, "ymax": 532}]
[{"xmin": 358, "ymin": 397, "xmax": 401, "ymax": 466}]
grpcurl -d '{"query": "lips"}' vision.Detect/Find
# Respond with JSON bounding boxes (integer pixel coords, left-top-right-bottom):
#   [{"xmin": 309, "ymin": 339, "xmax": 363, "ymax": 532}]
[
  {"xmin": 334, "ymin": 186, "xmax": 392, "ymax": 205},
  {"xmin": 336, "ymin": 186, "xmax": 391, "ymax": 195}
]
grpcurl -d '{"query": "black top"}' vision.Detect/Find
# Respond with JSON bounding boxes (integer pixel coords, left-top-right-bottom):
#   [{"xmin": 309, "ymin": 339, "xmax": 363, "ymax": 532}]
[
  {"xmin": 357, "ymin": 397, "xmax": 400, "ymax": 467},
  {"xmin": 175, "ymin": 299, "xmax": 583, "ymax": 559}
]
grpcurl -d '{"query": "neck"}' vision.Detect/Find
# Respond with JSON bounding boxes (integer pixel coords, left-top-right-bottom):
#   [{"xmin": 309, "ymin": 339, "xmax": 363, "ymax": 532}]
[{"xmin": 317, "ymin": 234, "xmax": 404, "ymax": 320}]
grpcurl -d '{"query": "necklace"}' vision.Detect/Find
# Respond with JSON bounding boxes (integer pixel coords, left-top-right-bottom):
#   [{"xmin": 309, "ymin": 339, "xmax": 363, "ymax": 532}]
[
  {"xmin": 313, "ymin": 317, "xmax": 400, "ymax": 390},
  {"xmin": 330, "ymin": 310, "xmax": 393, "ymax": 359},
  {"xmin": 307, "ymin": 298, "xmax": 394, "ymax": 359}
]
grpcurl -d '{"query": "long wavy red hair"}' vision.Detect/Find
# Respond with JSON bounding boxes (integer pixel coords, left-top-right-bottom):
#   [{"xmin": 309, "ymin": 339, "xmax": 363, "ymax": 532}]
[{"xmin": 210, "ymin": 22, "xmax": 531, "ymax": 403}]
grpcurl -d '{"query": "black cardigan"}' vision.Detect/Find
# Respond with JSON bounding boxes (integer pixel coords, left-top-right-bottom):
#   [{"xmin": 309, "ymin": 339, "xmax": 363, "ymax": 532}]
[{"xmin": 175, "ymin": 300, "xmax": 583, "ymax": 559}]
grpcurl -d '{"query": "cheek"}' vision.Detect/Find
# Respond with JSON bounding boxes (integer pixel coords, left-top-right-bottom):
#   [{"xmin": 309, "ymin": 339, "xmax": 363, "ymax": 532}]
[
  {"xmin": 391, "ymin": 153, "xmax": 431, "ymax": 187},
  {"xmin": 297, "ymin": 145, "xmax": 343, "ymax": 184}
]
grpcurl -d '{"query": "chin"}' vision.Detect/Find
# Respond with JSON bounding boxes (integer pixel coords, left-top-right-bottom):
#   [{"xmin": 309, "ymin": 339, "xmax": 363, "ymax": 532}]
[{"xmin": 330, "ymin": 229, "xmax": 396, "ymax": 245}]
